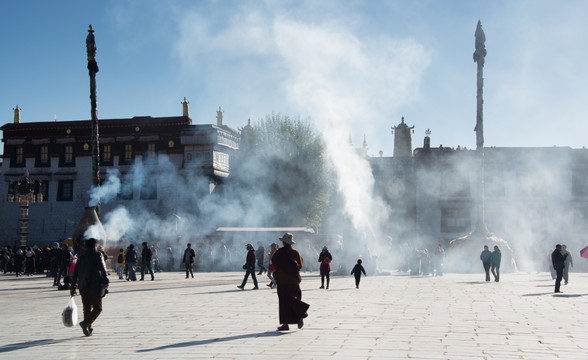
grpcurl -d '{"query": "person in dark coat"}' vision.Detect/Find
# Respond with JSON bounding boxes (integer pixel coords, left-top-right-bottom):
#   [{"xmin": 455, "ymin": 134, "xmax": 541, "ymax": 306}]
[
  {"xmin": 552, "ymin": 244, "xmax": 567, "ymax": 293},
  {"xmin": 140, "ymin": 242, "xmax": 154, "ymax": 281},
  {"xmin": 490, "ymin": 246, "xmax": 502, "ymax": 282},
  {"xmin": 183, "ymin": 243, "xmax": 196, "ymax": 279},
  {"xmin": 350, "ymin": 259, "xmax": 367, "ymax": 288},
  {"xmin": 13, "ymin": 249, "xmax": 25, "ymax": 277},
  {"xmin": 70, "ymin": 238, "xmax": 109, "ymax": 336},
  {"xmin": 56, "ymin": 243, "xmax": 72, "ymax": 286},
  {"xmin": 272, "ymin": 233, "xmax": 309, "ymax": 331},
  {"xmin": 256, "ymin": 242, "xmax": 267, "ymax": 275},
  {"xmin": 237, "ymin": 244, "xmax": 258, "ymax": 290},
  {"xmin": 318, "ymin": 246, "xmax": 333, "ymax": 289},
  {"xmin": 480, "ymin": 245, "xmax": 492, "ymax": 282}
]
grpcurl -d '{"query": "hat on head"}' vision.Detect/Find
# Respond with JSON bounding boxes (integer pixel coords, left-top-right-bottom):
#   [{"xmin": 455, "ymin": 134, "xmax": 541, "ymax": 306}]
[{"xmin": 279, "ymin": 233, "xmax": 295, "ymax": 245}]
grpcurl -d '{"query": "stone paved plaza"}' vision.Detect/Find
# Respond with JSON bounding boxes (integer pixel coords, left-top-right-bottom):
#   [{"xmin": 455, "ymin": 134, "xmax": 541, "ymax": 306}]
[{"xmin": 1, "ymin": 269, "xmax": 588, "ymax": 359}]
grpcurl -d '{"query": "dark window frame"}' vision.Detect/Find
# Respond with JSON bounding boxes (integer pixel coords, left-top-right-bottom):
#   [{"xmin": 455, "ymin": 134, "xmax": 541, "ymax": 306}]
[
  {"xmin": 101, "ymin": 144, "xmax": 114, "ymax": 166},
  {"xmin": 59, "ymin": 144, "xmax": 75, "ymax": 167},
  {"xmin": 10, "ymin": 145, "xmax": 26, "ymax": 168},
  {"xmin": 143, "ymin": 142, "xmax": 158, "ymax": 165},
  {"xmin": 140, "ymin": 178, "xmax": 157, "ymax": 200},
  {"xmin": 119, "ymin": 143, "xmax": 135, "ymax": 165},
  {"xmin": 57, "ymin": 180, "xmax": 73, "ymax": 201},
  {"xmin": 35, "ymin": 145, "xmax": 51, "ymax": 168}
]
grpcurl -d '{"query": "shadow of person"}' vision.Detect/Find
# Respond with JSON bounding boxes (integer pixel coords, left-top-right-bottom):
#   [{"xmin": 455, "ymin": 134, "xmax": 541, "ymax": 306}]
[
  {"xmin": 136, "ymin": 331, "xmax": 286, "ymax": 353},
  {"xmin": 0, "ymin": 337, "xmax": 80, "ymax": 353}
]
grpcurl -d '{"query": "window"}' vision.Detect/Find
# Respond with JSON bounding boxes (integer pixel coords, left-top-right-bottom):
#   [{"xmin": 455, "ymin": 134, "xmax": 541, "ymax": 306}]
[
  {"xmin": 35, "ymin": 145, "xmax": 51, "ymax": 167},
  {"xmin": 101, "ymin": 144, "xmax": 113, "ymax": 166},
  {"xmin": 140, "ymin": 178, "xmax": 157, "ymax": 200},
  {"xmin": 59, "ymin": 145, "xmax": 75, "ymax": 167},
  {"xmin": 118, "ymin": 177, "xmax": 133, "ymax": 200},
  {"xmin": 143, "ymin": 143, "xmax": 158, "ymax": 164},
  {"xmin": 11, "ymin": 146, "xmax": 25, "ymax": 168},
  {"xmin": 119, "ymin": 143, "xmax": 134, "ymax": 165},
  {"xmin": 57, "ymin": 180, "xmax": 73, "ymax": 201},
  {"xmin": 441, "ymin": 207, "xmax": 470, "ymax": 233},
  {"xmin": 39, "ymin": 181, "xmax": 49, "ymax": 200}
]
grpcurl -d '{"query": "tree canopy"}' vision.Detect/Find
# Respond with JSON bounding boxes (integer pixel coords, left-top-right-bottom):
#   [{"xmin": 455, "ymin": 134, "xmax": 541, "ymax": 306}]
[{"xmin": 230, "ymin": 113, "xmax": 334, "ymax": 230}]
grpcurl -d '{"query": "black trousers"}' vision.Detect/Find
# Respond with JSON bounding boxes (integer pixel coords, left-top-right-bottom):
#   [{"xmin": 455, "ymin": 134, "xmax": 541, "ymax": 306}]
[
  {"xmin": 554, "ymin": 268, "xmax": 563, "ymax": 292},
  {"xmin": 80, "ymin": 288, "xmax": 103, "ymax": 328},
  {"xmin": 483, "ymin": 262, "xmax": 491, "ymax": 282}
]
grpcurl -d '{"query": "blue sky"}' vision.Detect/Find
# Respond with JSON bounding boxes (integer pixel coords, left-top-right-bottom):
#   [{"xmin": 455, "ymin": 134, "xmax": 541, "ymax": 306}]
[{"xmin": 1, "ymin": 0, "xmax": 586, "ymax": 156}]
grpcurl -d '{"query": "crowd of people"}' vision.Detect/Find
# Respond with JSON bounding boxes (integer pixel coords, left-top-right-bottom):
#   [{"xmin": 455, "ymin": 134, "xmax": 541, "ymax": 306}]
[{"xmin": 1, "ymin": 242, "xmax": 76, "ymax": 287}]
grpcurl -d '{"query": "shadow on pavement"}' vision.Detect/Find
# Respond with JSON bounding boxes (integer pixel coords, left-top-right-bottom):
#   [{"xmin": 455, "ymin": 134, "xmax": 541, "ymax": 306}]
[
  {"xmin": 0, "ymin": 337, "xmax": 80, "ymax": 353},
  {"xmin": 522, "ymin": 292, "xmax": 586, "ymax": 297},
  {"xmin": 136, "ymin": 331, "xmax": 285, "ymax": 352}
]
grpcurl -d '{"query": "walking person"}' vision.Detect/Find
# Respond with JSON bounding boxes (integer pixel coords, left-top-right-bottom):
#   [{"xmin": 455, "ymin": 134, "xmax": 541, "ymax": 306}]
[
  {"xmin": 561, "ymin": 244, "xmax": 573, "ymax": 285},
  {"xmin": 350, "ymin": 259, "xmax": 367, "ymax": 289},
  {"xmin": 267, "ymin": 242, "xmax": 279, "ymax": 288},
  {"xmin": 56, "ymin": 243, "xmax": 72, "ymax": 285},
  {"xmin": 318, "ymin": 246, "xmax": 333, "ymax": 289},
  {"xmin": 125, "ymin": 245, "xmax": 137, "ymax": 281},
  {"xmin": 552, "ymin": 244, "xmax": 567, "ymax": 293},
  {"xmin": 116, "ymin": 248, "xmax": 125, "ymax": 280},
  {"xmin": 480, "ymin": 245, "xmax": 492, "ymax": 282},
  {"xmin": 24, "ymin": 247, "xmax": 36, "ymax": 276},
  {"xmin": 237, "ymin": 244, "xmax": 258, "ymax": 290},
  {"xmin": 490, "ymin": 245, "xmax": 501, "ymax": 282},
  {"xmin": 256, "ymin": 242, "xmax": 267, "ymax": 275},
  {"xmin": 434, "ymin": 243, "xmax": 444, "ymax": 276},
  {"xmin": 271, "ymin": 233, "xmax": 309, "ymax": 331},
  {"xmin": 70, "ymin": 238, "xmax": 109, "ymax": 336},
  {"xmin": 140, "ymin": 242, "xmax": 154, "ymax": 281},
  {"xmin": 13, "ymin": 249, "xmax": 24, "ymax": 277},
  {"xmin": 183, "ymin": 243, "xmax": 196, "ymax": 279}
]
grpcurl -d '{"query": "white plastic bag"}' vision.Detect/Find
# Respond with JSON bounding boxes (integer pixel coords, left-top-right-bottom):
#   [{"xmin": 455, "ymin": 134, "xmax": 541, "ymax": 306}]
[{"xmin": 62, "ymin": 296, "xmax": 78, "ymax": 327}]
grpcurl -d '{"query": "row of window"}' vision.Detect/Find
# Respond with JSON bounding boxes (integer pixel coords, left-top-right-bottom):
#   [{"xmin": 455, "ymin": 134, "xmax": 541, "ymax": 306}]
[
  {"xmin": 6, "ymin": 179, "xmax": 157, "ymax": 202},
  {"xmin": 10, "ymin": 143, "xmax": 159, "ymax": 168}
]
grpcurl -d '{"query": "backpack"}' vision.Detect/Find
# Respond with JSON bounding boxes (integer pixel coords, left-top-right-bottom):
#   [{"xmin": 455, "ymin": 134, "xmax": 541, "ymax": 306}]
[
  {"xmin": 117, "ymin": 253, "xmax": 124, "ymax": 264},
  {"xmin": 127, "ymin": 250, "xmax": 137, "ymax": 263}
]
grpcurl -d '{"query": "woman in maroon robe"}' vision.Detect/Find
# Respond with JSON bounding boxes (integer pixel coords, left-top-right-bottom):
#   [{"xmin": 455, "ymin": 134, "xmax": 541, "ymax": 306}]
[{"xmin": 271, "ymin": 233, "xmax": 309, "ymax": 331}]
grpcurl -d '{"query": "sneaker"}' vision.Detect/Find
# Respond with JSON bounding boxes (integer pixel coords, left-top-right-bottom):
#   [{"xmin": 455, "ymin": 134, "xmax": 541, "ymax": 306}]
[
  {"xmin": 79, "ymin": 321, "xmax": 91, "ymax": 337},
  {"xmin": 267, "ymin": 282, "xmax": 273, "ymax": 288},
  {"xmin": 297, "ymin": 318, "xmax": 304, "ymax": 329},
  {"xmin": 252, "ymin": 286, "xmax": 259, "ymax": 290},
  {"xmin": 320, "ymin": 286, "xmax": 324, "ymax": 289},
  {"xmin": 277, "ymin": 324, "xmax": 290, "ymax": 331},
  {"xmin": 237, "ymin": 285, "xmax": 244, "ymax": 290}
]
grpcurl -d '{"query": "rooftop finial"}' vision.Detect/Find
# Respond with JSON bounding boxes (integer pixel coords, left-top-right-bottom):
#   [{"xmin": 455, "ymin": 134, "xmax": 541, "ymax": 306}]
[
  {"xmin": 216, "ymin": 106, "xmax": 224, "ymax": 126},
  {"xmin": 13, "ymin": 105, "xmax": 21, "ymax": 124},
  {"xmin": 182, "ymin": 97, "xmax": 190, "ymax": 117}
]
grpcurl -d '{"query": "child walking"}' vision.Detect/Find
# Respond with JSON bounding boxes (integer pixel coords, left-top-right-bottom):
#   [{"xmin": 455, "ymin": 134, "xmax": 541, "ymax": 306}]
[{"xmin": 350, "ymin": 259, "xmax": 367, "ymax": 289}]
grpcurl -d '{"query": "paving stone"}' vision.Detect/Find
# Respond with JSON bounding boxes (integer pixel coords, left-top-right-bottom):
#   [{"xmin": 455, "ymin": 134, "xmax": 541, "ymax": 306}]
[{"xmin": 1, "ymin": 271, "xmax": 588, "ymax": 359}]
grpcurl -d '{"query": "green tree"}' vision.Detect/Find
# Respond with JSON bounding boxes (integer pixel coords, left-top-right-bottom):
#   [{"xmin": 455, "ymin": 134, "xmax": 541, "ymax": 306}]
[{"xmin": 231, "ymin": 113, "xmax": 334, "ymax": 230}]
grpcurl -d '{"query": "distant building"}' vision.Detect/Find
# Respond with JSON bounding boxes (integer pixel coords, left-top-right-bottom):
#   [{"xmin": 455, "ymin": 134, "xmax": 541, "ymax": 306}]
[
  {"xmin": 369, "ymin": 117, "xmax": 588, "ymax": 267},
  {"xmin": 0, "ymin": 102, "xmax": 239, "ymax": 246}
]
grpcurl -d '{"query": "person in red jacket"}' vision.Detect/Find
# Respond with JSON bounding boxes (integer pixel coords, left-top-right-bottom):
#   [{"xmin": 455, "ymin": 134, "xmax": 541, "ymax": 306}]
[{"xmin": 318, "ymin": 246, "xmax": 333, "ymax": 289}]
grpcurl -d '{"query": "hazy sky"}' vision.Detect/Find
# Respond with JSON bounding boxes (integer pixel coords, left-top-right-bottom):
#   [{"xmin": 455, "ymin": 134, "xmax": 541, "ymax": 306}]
[{"xmin": 1, "ymin": 0, "xmax": 586, "ymax": 156}]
